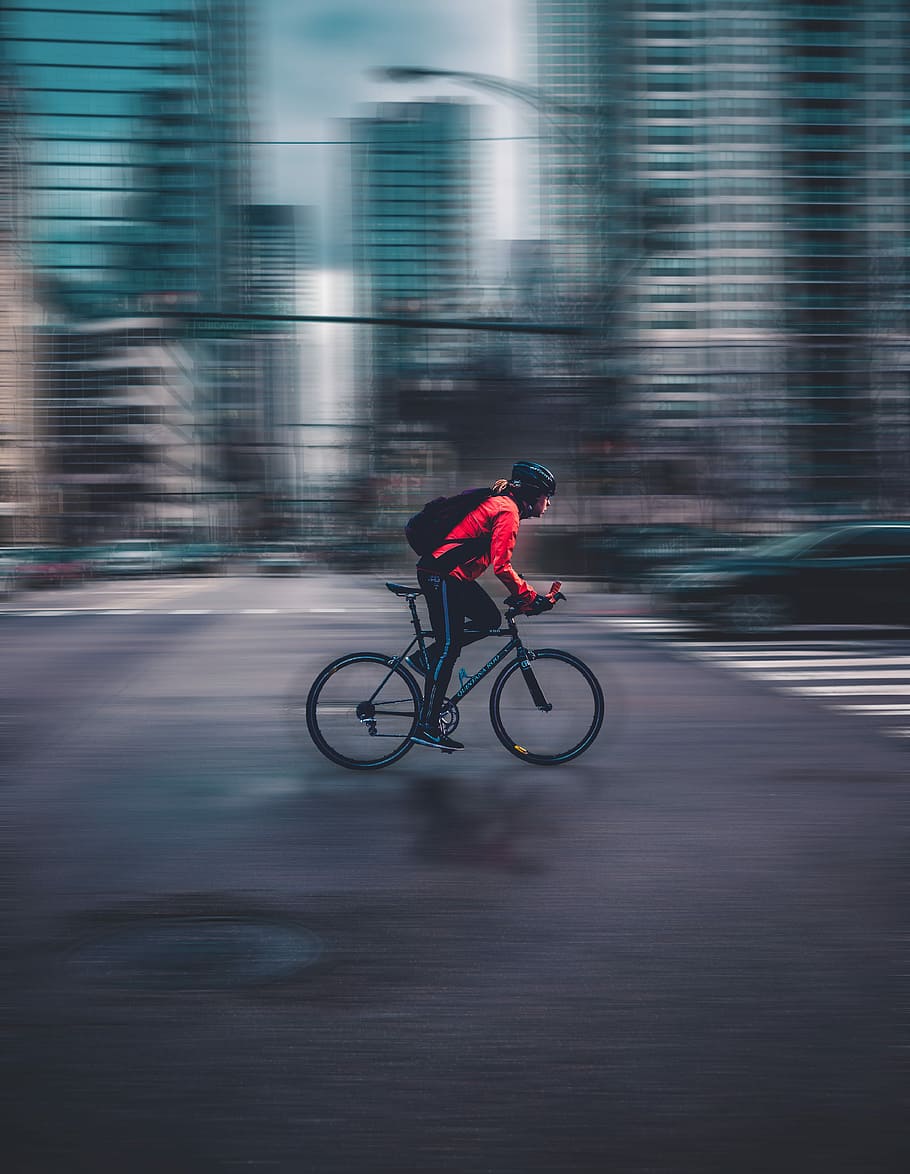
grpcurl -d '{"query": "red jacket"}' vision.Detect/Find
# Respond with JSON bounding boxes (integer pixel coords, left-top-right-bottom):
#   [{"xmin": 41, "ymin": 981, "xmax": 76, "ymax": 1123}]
[{"xmin": 429, "ymin": 493, "xmax": 535, "ymax": 602}]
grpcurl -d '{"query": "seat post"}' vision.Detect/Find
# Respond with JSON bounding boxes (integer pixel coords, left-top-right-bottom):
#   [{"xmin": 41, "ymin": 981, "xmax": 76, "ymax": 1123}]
[{"xmin": 406, "ymin": 593, "xmax": 421, "ymax": 635}]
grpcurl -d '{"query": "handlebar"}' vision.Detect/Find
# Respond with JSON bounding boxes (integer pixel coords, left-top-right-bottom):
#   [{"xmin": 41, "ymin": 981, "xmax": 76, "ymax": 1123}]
[{"xmin": 504, "ymin": 581, "xmax": 565, "ymax": 620}]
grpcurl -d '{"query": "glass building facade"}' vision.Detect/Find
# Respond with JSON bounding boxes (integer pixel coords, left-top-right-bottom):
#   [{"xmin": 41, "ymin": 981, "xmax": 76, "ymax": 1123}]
[
  {"xmin": 241, "ymin": 204, "xmax": 311, "ymax": 530},
  {"xmin": 0, "ymin": 74, "xmax": 41, "ymax": 540},
  {"xmin": 349, "ymin": 101, "xmax": 480, "ymax": 478},
  {"xmin": 531, "ymin": 0, "xmax": 910, "ymax": 520},
  {"xmin": 0, "ymin": 0, "xmax": 250, "ymax": 317},
  {"xmin": 350, "ymin": 101, "xmax": 476, "ymax": 322},
  {"xmin": 0, "ymin": 0, "xmax": 257, "ymax": 540}
]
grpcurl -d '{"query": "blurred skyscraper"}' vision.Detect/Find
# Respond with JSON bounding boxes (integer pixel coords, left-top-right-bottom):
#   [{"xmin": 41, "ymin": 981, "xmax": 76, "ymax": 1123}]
[
  {"xmin": 0, "ymin": 0, "xmax": 259, "ymax": 540},
  {"xmin": 240, "ymin": 203, "xmax": 313, "ymax": 534},
  {"xmin": 0, "ymin": 75, "xmax": 41, "ymax": 540},
  {"xmin": 530, "ymin": 0, "xmax": 910, "ymax": 522},
  {"xmin": 1, "ymin": 0, "xmax": 250, "ymax": 316},
  {"xmin": 349, "ymin": 101, "xmax": 479, "ymax": 481}
]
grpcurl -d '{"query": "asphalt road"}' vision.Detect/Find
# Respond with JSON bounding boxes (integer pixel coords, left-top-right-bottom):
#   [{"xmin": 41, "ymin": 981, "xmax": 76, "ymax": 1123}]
[{"xmin": 1, "ymin": 574, "xmax": 907, "ymax": 1173}]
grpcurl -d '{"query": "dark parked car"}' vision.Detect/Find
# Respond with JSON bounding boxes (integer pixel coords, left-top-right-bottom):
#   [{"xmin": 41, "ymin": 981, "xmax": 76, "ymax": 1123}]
[
  {"xmin": 657, "ymin": 522, "xmax": 910, "ymax": 633},
  {"xmin": 583, "ymin": 523, "xmax": 757, "ymax": 585}
]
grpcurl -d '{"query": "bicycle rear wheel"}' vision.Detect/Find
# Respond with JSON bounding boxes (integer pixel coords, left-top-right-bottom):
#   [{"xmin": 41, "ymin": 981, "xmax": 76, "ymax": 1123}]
[
  {"xmin": 306, "ymin": 653, "xmax": 421, "ymax": 770},
  {"xmin": 490, "ymin": 648, "xmax": 604, "ymax": 765}
]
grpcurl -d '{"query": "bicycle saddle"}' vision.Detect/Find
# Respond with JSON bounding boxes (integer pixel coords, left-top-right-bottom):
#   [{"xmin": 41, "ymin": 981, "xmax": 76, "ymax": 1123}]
[{"xmin": 385, "ymin": 581, "xmax": 423, "ymax": 597}]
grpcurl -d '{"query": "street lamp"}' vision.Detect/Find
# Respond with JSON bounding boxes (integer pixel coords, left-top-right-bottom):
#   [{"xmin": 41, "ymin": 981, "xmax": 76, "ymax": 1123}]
[
  {"xmin": 371, "ymin": 66, "xmax": 604, "ymax": 160},
  {"xmin": 372, "ymin": 67, "xmax": 599, "ymax": 120}
]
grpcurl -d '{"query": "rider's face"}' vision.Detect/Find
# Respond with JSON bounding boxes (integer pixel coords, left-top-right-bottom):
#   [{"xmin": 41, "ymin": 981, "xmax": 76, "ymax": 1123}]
[{"xmin": 530, "ymin": 492, "xmax": 551, "ymax": 518}]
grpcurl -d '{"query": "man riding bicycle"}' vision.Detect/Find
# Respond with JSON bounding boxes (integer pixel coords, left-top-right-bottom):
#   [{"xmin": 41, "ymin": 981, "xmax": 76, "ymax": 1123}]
[{"xmin": 409, "ymin": 459, "xmax": 558, "ymax": 752}]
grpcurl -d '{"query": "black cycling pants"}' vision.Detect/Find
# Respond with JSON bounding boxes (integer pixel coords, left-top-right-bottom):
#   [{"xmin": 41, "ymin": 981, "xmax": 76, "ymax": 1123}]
[{"xmin": 416, "ymin": 569, "xmax": 501, "ymax": 731}]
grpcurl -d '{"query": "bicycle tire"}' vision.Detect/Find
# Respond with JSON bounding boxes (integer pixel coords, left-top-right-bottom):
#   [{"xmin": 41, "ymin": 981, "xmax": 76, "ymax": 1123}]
[
  {"xmin": 306, "ymin": 653, "xmax": 421, "ymax": 770},
  {"xmin": 489, "ymin": 648, "xmax": 604, "ymax": 765}
]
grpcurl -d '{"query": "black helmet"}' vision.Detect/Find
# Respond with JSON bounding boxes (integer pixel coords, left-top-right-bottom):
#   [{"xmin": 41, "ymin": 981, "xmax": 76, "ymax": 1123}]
[{"xmin": 510, "ymin": 460, "xmax": 557, "ymax": 499}]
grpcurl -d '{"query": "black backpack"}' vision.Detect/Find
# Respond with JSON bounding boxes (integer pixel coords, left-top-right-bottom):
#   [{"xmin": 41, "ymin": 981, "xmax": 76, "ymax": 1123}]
[{"xmin": 405, "ymin": 487, "xmax": 493, "ymax": 572}]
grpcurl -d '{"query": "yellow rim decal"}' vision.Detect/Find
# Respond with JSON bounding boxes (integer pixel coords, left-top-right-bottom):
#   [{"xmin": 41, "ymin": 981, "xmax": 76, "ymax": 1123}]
[{"xmin": 514, "ymin": 745, "xmax": 528, "ymax": 755}]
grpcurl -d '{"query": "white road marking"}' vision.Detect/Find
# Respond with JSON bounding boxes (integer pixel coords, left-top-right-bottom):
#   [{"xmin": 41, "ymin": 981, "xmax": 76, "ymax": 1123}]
[
  {"xmin": 668, "ymin": 642, "xmax": 880, "ymax": 655},
  {"xmin": 781, "ymin": 684, "xmax": 910, "ymax": 696},
  {"xmin": 832, "ymin": 704, "xmax": 910, "ymax": 714},
  {"xmin": 604, "ymin": 619, "xmax": 693, "ymax": 634},
  {"xmin": 629, "ymin": 619, "xmax": 910, "ymax": 741},
  {"xmin": 680, "ymin": 656, "xmax": 910, "ymax": 669},
  {"xmin": 0, "ymin": 606, "xmax": 401, "ymax": 617},
  {"xmin": 745, "ymin": 669, "xmax": 910, "ymax": 681}
]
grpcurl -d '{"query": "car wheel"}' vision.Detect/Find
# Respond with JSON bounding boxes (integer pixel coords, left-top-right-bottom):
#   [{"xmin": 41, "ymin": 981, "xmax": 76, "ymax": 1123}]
[{"xmin": 719, "ymin": 592, "xmax": 793, "ymax": 635}]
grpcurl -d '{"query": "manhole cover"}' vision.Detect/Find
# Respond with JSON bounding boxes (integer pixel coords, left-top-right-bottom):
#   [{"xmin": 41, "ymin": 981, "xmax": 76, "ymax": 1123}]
[{"xmin": 67, "ymin": 917, "xmax": 324, "ymax": 989}]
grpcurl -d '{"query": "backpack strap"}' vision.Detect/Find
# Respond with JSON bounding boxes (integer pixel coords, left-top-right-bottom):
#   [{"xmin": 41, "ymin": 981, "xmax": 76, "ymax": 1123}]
[{"xmin": 418, "ymin": 534, "xmax": 489, "ymax": 575}]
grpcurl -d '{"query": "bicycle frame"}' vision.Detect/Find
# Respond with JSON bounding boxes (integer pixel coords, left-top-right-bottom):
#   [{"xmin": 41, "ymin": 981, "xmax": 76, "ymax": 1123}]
[
  {"xmin": 306, "ymin": 581, "xmax": 604, "ymax": 768},
  {"xmin": 390, "ymin": 589, "xmax": 552, "ymax": 712}
]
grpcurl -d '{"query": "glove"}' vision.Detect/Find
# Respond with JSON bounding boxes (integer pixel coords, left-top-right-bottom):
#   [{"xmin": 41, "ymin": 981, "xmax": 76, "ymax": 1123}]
[{"xmin": 520, "ymin": 593, "xmax": 554, "ymax": 616}]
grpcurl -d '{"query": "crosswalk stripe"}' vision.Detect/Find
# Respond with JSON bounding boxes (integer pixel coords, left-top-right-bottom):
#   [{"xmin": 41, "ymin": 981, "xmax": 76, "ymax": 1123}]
[
  {"xmin": 604, "ymin": 618, "xmax": 693, "ymax": 632},
  {"xmin": 669, "ymin": 642, "xmax": 878, "ymax": 655},
  {"xmin": 781, "ymin": 684, "xmax": 910, "ymax": 696},
  {"xmin": 678, "ymin": 656, "xmax": 910, "ymax": 669},
  {"xmin": 832, "ymin": 704, "xmax": 910, "ymax": 714},
  {"xmin": 745, "ymin": 669, "xmax": 910, "ymax": 681},
  {"xmin": 623, "ymin": 616, "xmax": 910, "ymax": 741}
]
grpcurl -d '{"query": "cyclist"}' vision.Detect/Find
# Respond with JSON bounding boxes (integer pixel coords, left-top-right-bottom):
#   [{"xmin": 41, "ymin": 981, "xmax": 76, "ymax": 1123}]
[{"xmin": 409, "ymin": 459, "xmax": 557, "ymax": 751}]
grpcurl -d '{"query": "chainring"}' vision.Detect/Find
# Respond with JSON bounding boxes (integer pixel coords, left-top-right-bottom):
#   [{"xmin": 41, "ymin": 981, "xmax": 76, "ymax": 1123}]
[{"xmin": 438, "ymin": 700, "xmax": 460, "ymax": 736}]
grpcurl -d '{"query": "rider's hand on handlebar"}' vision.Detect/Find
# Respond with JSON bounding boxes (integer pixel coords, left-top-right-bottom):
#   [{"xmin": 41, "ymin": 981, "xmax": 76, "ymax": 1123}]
[{"xmin": 506, "ymin": 582, "xmax": 565, "ymax": 617}]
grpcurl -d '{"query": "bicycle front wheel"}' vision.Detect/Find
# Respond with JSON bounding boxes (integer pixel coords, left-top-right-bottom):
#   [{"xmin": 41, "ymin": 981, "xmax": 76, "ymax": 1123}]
[
  {"xmin": 306, "ymin": 653, "xmax": 421, "ymax": 770},
  {"xmin": 490, "ymin": 649, "xmax": 604, "ymax": 765}
]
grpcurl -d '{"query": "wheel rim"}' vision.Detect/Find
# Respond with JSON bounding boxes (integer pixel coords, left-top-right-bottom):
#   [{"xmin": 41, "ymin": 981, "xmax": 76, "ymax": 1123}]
[
  {"xmin": 491, "ymin": 651, "xmax": 603, "ymax": 765},
  {"xmin": 306, "ymin": 655, "xmax": 420, "ymax": 769}
]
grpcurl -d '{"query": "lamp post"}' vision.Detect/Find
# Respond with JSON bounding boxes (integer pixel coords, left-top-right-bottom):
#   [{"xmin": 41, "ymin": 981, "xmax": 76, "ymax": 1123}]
[{"xmin": 373, "ymin": 67, "xmax": 601, "ymax": 120}]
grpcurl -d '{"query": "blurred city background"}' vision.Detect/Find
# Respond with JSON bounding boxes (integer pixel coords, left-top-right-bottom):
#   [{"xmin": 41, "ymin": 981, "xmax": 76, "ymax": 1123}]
[
  {"xmin": 2, "ymin": 0, "xmax": 910, "ymax": 584},
  {"xmin": 4, "ymin": 7, "xmax": 909, "ymax": 1169}
]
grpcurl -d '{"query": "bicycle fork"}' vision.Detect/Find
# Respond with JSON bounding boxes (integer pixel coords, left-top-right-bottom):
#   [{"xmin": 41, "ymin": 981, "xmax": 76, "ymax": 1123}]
[{"xmin": 518, "ymin": 653, "xmax": 553, "ymax": 712}]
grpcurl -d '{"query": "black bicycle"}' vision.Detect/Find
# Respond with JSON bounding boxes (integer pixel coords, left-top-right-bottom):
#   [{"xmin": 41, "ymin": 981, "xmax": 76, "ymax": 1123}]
[{"xmin": 305, "ymin": 581, "xmax": 605, "ymax": 770}]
